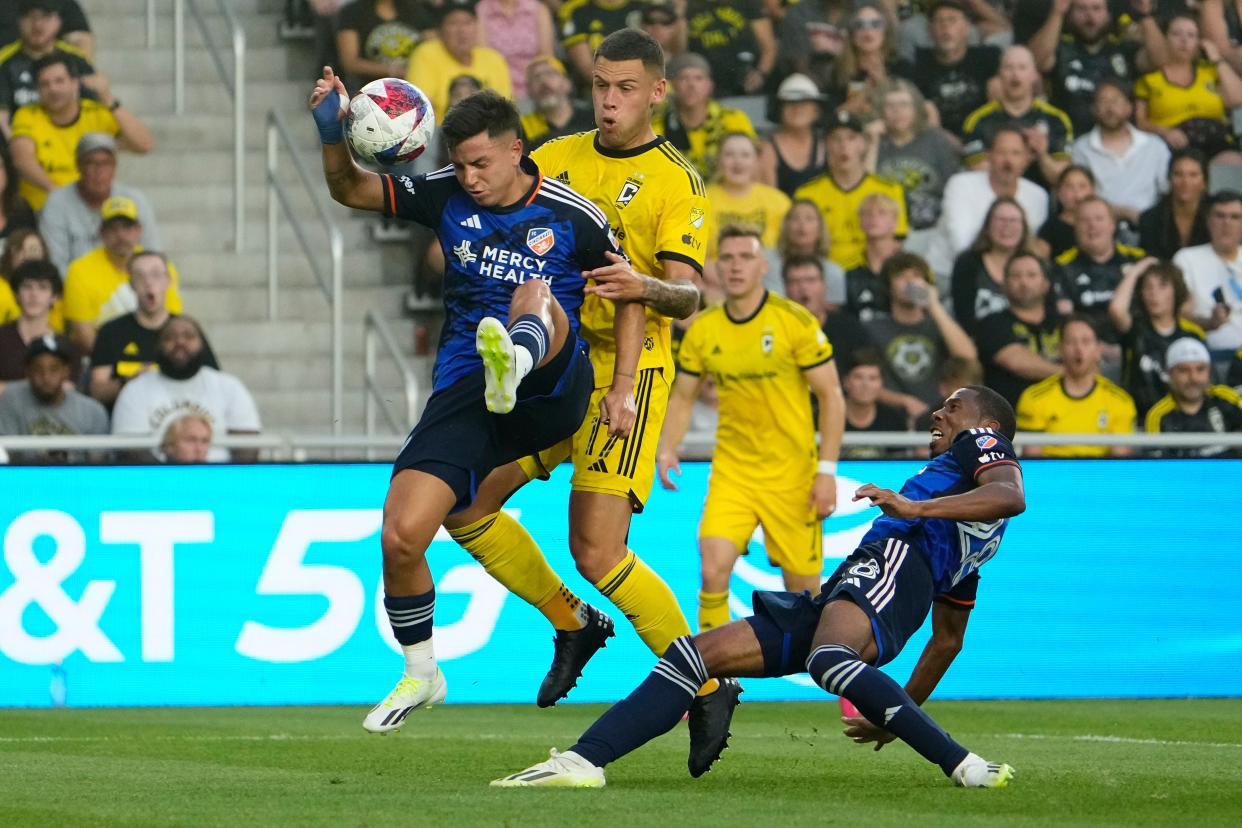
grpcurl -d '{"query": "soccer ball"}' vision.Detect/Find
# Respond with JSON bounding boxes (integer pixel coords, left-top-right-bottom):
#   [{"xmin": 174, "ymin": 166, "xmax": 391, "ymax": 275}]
[{"xmin": 346, "ymin": 78, "xmax": 436, "ymax": 166}]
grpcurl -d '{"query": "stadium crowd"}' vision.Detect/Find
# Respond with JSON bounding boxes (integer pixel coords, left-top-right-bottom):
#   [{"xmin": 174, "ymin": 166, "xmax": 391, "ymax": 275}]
[
  {"xmin": 0, "ymin": 0, "xmax": 263, "ymax": 463},
  {"xmin": 3, "ymin": 0, "xmax": 1242, "ymax": 460}
]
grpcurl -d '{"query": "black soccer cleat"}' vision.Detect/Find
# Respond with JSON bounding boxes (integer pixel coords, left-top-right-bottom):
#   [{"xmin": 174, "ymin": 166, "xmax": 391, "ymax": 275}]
[
  {"xmin": 687, "ymin": 677, "xmax": 743, "ymax": 778},
  {"xmin": 536, "ymin": 604, "xmax": 616, "ymax": 708}
]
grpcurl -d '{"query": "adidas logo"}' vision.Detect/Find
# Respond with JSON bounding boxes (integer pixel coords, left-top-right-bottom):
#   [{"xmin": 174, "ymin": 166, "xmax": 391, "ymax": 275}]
[
  {"xmin": 884, "ymin": 705, "xmax": 902, "ymax": 724},
  {"xmin": 555, "ymin": 171, "xmax": 570, "ymax": 184},
  {"xmin": 711, "ymin": 345, "xmax": 722, "ymax": 354},
  {"xmin": 460, "ymin": 214, "xmax": 482, "ymax": 230},
  {"xmin": 588, "ymin": 459, "xmax": 609, "ymax": 473}
]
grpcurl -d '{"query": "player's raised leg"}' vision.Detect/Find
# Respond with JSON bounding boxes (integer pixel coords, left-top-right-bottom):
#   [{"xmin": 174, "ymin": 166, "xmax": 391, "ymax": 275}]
[
  {"xmin": 805, "ymin": 597, "xmax": 1013, "ymax": 788},
  {"xmin": 444, "ymin": 462, "xmax": 616, "ymax": 708},
  {"xmin": 492, "ymin": 621, "xmax": 757, "ymax": 788},
  {"xmin": 363, "ymin": 470, "xmax": 455, "ymax": 733},
  {"xmin": 477, "ymin": 279, "xmax": 567, "ymax": 414}
]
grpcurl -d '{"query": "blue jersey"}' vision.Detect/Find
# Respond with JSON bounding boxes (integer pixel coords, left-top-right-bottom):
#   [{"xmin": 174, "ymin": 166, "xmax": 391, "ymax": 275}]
[
  {"xmin": 380, "ymin": 157, "xmax": 622, "ymax": 392},
  {"xmin": 860, "ymin": 428, "xmax": 1021, "ymax": 593}
]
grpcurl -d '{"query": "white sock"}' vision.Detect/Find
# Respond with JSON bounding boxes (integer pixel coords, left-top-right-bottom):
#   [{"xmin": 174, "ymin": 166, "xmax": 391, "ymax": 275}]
[
  {"xmin": 401, "ymin": 639, "xmax": 437, "ymax": 681},
  {"xmin": 513, "ymin": 345, "xmax": 534, "ymax": 382}
]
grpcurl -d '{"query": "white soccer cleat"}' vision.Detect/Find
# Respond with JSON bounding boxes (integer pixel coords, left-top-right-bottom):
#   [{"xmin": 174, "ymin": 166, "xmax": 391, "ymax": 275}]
[
  {"xmin": 476, "ymin": 316, "xmax": 518, "ymax": 414},
  {"xmin": 490, "ymin": 749, "xmax": 606, "ymax": 788},
  {"xmin": 951, "ymin": 752, "xmax": 1015, "ymax": 788},
  {"xmin": 361, "ymin": 670, "xmax": 448, "ymax": 733}
]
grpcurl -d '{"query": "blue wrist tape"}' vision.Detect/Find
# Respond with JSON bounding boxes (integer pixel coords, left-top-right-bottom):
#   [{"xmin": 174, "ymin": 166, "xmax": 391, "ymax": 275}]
[{"xmin": 313, "ymin": 90, "xmax": 345, "ymax": 144}]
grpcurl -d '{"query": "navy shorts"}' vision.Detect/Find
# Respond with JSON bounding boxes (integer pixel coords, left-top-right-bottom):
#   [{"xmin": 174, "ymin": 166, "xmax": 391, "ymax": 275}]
[
  {"xmin": 745, "ymin": 537, "xmax": 935, "ymax": 674},
  {"xmin": 393, "ymin": 336, "xmax": 593, "ymax": 510}
]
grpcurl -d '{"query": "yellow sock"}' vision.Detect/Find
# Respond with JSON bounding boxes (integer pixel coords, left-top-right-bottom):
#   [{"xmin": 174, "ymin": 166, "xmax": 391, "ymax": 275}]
[
  {"xmin": 449, "ymin": 512, "xmax": 585, "ymax": 630},
  {"xmin": 593, "ymin": 549, "xmax": 719, "ymax": 698},
  {"xmin": 697, "ymin": 590, "xmax": 730, "ymax": 632}
]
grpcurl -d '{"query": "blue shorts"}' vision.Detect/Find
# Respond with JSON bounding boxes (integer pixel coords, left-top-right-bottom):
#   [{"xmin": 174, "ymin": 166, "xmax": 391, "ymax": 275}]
[
  {"xmin": 393, "ymin": 336, "xmax": 592, "ymax": 510},
  {"xmin": 745, "ymin": 537, "xmax": 935, "ymax": 674}
]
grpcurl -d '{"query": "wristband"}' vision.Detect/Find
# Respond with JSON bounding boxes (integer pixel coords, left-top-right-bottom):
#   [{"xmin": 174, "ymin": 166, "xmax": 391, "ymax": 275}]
[
  {"xmin": 312, "ymin": 89, "xmax": 346, "ymax": 144},
  {"xmin": 817, "ymin": 460, "xmax": 837, "ymax": 476}
]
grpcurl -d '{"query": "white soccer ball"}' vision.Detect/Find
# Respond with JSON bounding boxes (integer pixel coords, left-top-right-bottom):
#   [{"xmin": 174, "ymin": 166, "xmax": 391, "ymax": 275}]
[{"xmin": 346, "ymin": 78, "xmax": 436, "ymax": 166}]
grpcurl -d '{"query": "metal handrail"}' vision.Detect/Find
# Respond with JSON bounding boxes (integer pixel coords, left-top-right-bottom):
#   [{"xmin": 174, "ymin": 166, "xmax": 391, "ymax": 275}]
[
  {"xmin": 266, "ymin": 109, "xmax": 345, "ymax": 435},
  {"xmin": 364, "ymin": 310, "xmax": 420, "ymax": 440},
  {"xmin": 172, "ymin": 0, "xmax": 245, "ymax": 251}
]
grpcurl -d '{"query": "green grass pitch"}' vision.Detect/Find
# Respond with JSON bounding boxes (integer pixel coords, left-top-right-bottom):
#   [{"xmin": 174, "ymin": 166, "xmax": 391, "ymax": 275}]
[{"xmin": 2, "ymin": 699, "xmax": 1240, "ymax": 827}]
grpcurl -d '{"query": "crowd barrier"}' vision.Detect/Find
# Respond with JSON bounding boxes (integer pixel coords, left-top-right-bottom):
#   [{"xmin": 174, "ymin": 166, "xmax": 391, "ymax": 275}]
[{"xmin": 1, "ymin": 460, "xmax": 1238, "ymax": 707}]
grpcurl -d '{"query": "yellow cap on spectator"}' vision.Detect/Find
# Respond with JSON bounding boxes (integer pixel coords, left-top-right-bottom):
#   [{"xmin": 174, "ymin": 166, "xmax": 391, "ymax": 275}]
[{"xmin": 101, "ymin": 196, "xmax": 140, "ymax": 224}]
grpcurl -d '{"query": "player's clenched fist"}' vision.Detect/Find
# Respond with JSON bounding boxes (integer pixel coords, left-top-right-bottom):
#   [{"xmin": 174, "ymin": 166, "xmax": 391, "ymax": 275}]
[{"xmin": 600, "ymin": 383, "xmax": 637, "ymax": 439}]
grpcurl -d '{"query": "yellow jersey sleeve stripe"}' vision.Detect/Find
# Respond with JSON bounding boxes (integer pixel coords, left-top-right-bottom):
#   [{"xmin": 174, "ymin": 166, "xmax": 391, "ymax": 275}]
[
  {"xmin": 1056, "ymin": 248, "xmax": 1079, "ymax": 265},
  {"xmin": 1209, "ymin": 385, "xmax": 1242, "ymax": 404},
  {"xmin": 1180, "ymin": 319, "xmax": 1208, "ymax": 339},
  {"xmin": 0, "ymin": 41, "xmax": 22, "ymax": 65},
  {"xmin": 656, "ymin": 143, "xmax": 706, "ymax": 196},
  {"xmin": 1145, "ymin": 396, "xmax": 1176, "ymax": 432},
  {"xmin": 962, "ymin": 101, "xmax": 999, "ymax": 133}
]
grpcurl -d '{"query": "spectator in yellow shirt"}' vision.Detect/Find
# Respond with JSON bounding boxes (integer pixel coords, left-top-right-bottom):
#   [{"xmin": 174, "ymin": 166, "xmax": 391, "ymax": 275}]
[
  {"xmin": 9, "ymin": 52, "xmax": 153, "ymax": 211},
  {"xmin": 706, "ymin": 132, "xmax": 791, "ymax": 253},
  {"xmin": 0, "ymin": 226, "xmax": 64, "ymax": 332},
  {"xmin": 63, "ymin": 196, "xmax": 181, "ymax": 354},
  {"xmin": 1016, "ymin": 314, "xmax": 1137, "ymax": 458},
  {"xmin": 405, "ymin": 0, "xmax": 511, "ymax": 122},
  {"xmin": 652, "ymin": 52, "xmax": 755, "ymax": 181}
]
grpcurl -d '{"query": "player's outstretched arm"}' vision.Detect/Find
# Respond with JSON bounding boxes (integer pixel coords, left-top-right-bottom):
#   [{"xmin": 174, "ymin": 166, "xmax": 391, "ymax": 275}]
[
  {"xmin": 854, "ymin": 464, "xmax": 1025, "ymax": 522},
  {"xmin": 601, "ymin": 298, "xmax": 644, "ymax": 438},
  {"xmin": 309, "ymin": 66, "xmax": 384, "ymax": 212},
  {"xmin": 585, "ymin": 256, "xmax": 700, "ymax": 320},
  {"xmin": 805, "ymin": 360, "xmax": 845, "ymax": 519},
  {"xmin": 656, "ymin": 371, "xmax": 704, "ymax": 491}
]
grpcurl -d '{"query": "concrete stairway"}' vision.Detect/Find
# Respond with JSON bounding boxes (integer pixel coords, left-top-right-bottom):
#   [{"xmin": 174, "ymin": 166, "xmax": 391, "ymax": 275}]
[{"xmin": 79, "ymin": 0, "xmax": 428, "ymax": 439}]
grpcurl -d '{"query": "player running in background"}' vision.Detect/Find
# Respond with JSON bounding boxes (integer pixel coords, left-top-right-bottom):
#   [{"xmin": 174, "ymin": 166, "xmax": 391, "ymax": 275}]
[
  {"xmin": 656, "ymin": 224, "xmax": 845, "ymax": 631},
  {"xmin": 442, "ymin": 28, "xmax": 741, "ymax": 777},
  {"xmin": 309, "ymin": 75, "xmax": 645, "ymax": 731},
  {"xmin": 494, "ymin": 386, "xmax": 1023, "ymax": 789}
]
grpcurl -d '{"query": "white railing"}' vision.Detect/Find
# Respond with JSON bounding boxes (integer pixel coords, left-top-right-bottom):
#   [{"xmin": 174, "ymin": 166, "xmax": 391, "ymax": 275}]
[
  {"xmin": 168, "ymin": 0, "xmax": 246, "ymax": 251},
  {"xmin": 265, "ymin": 109, "xmax": 345, "ymax": 435},
  {"xmin": 2, "ymin": 432, "xmax": 1241, "ymax": 463},
  {"xmin": 364, "ymin": 310, "xmax": 420, "ymax": 443}
]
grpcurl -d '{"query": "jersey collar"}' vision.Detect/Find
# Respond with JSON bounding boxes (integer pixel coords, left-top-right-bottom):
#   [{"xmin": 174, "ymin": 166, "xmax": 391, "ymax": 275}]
[
  {"xmin": 725, "ymin": 290, "xmax": 769, "ymax": 324},
  {"xmin": 592, "ymin": 131, "xmax": 668, "ymax": 159},
  {"xmin": 490, "ymin": 156, "xmax": 544, "ymax": 214}
]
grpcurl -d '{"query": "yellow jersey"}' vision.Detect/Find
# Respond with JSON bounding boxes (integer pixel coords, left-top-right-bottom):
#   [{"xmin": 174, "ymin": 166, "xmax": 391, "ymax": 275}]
[
  {"xmin": 10, "ymin": 100, "xmax": 120, "ymax": 211},
  {"xmin": 678, "ymin": 292, "xmax": 834, "ymax": 488},
  {"xmin": 405, "ymin": 40, "xmax": 512, "ymax": 121},
  {"xmin": 793, "ymin": 172, "xmax": 908, "ymax": 267},
  {"xmin": 63, "ymin": 246, "xmax": 183, "ymax": 325},
  {"xmin": 1015, "ymin": 374, "xmax": 1137, "ymax": 458},
  {"xmin": 1135, "ymin": 63, "xmax": 1227, "ymax": 128},
  {"xmin": 532, "ymin": 130, "xmax": 710, "ymax": 386},
  {"xmin": 704, "ymin": 182, "xmax": 791, "ymax": 255}
]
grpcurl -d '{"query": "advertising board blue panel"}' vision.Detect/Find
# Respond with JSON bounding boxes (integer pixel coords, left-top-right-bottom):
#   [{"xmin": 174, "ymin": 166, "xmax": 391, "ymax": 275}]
[{"xmin": 1, "ymin": 461, "xmax": 1239, "ymax": 706}]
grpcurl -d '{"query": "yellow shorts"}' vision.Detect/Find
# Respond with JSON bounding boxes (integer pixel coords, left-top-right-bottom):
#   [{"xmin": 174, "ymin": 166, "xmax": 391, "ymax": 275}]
[
  {"xmin": 519, "ymin": 366, "xmax": 669, "ymax": 511},
  {"xmin": 699, "ymin": 477, "xmax": 823, "ymax": 577}
]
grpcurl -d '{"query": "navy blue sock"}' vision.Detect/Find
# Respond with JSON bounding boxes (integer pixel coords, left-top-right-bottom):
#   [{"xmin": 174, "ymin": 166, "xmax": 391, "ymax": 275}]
[
  {"xmin": 508, "ymin": 314, "xmax": 549, "ymax": 366},
  {"xmin": 571, "ymin": 636, "xmax": 708, "ymax": 768},
  {"xmin": 384, "ymin": 590, "xmax": 435, "ymax": 645},
  {"xmin": 806, "ymin": 644, "xmax": 968, "ymax": 777}
]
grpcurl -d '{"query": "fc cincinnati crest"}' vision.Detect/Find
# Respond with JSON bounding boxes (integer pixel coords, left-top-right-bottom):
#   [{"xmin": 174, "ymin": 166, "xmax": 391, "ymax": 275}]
[
  {"xmin": 526, "ymin": 227, "xmax": 555, "ymax": 256},
  {"xmin": 975, "ymin": 435, "xmax": 998, "ymax": 450}
]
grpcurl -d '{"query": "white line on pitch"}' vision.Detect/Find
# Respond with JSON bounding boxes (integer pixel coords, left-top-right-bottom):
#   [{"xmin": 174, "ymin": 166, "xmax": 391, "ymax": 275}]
[{"xmin": 1001, "ymin": 733, "xmax": 1242, "ymax": 749}]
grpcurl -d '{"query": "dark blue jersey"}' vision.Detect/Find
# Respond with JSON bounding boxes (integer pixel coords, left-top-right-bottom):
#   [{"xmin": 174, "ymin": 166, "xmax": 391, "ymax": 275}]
[
  {"xmin": 380, "ymin": 157, "xmax": 621, "ymax": 392},
  {"xmin": 860, "ymin": 428, "xmax": 1021, "ymax": 593}
]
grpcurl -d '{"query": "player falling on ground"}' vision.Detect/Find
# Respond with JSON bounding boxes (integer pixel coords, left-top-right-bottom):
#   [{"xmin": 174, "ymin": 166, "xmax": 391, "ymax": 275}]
[
  {"xmin": 656, "ymin": 224, "xmax": 845, "ymax": 630},
  {"xmin": 309, "ymin": 75, "xmax": 645, "ymax": 730},
  {"xmin": 495, "ymin": 385, "xmax": 1023, "ymax": 789},
  {"xmin": 438, "ymin": 28, "xmax": 740, "ymax": 776}
]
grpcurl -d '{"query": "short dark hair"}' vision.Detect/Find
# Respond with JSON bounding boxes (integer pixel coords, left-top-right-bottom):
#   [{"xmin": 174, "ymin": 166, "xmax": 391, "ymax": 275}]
[
  {"xmin": 440, "ymin": 90, "xmax": 522, "ymax": 152},
  {"xmin": 594, "ymin": 28, "xmax": 665, "ymax": 75},
  {"xmin": 880, "ymin": 251, "xmax": 934, "ymax": 287},
  {"xmin": 717, "ymin": 223, "xmax": 763, "ymax": 248},
  {"xmin": 1138, "ymin": 261, "xmax": 1189, "ymax": 317},
  {"xmin": 1092, "ymin": 76, "xmax": 1133, "ymax": 102},
  {"xmin": 128, "ymin": 249, "xmax": 169, "ymax": 273},
  {"xmin": 1209, "ymin": 189, "xmax": 1242, "ymax": 210},
  {"xmin": 781, "ymin": 253, "xmax": 824, "ymax": 281},
  {"xmin": 1056, "ymin": 163, "xmax": 1095, "ymax": 189},
  {"xmin": 10, "ymin": 259, "xmax": 62, "ymax": 296},
  {"xmin": 32, "ymin": 51, "xmax": 76, "ymax": 82},
  {"xmin": 1169, "ymin": 147, "xmax": 1208, "ymax": 179},
  {"xmin": 965, "ymin": 385, "xmax": 1017, "ymax": 440},
  {"xmin": 939, "ymin": 356, "xmax": 982, "ymax": 385},
  {"xmin": 845, "ymin": 346, "xmax": 885, "ymax": 373},
  {"xmin": 988, "ymin": 124, "xmax": 1027, "ymax": 151},
  {"xmin": 1004, "ymin": 251, "xmax": 1049, "ymax": 281},
  {"xmin": 1060, "ymin": 312, "xmax": 1099, "ymax": 341}
]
